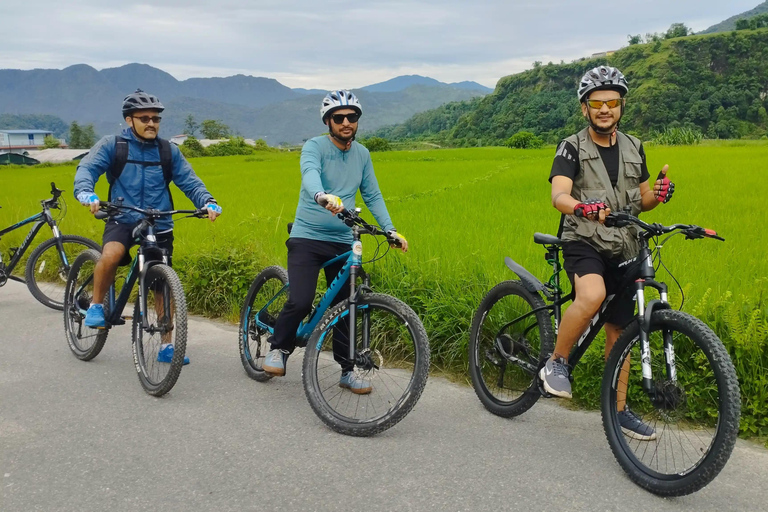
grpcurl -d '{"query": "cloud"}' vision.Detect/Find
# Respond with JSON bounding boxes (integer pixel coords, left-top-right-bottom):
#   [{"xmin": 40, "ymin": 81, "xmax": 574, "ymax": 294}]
[{"xmin": 0, "ymin": 0, "xmax": 759, "ymax": 88}]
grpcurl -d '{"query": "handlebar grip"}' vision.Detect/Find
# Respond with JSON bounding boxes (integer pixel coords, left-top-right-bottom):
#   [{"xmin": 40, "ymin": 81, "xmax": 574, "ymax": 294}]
[{"xmin": 94, "ymin": 211, "xmax": 109, "ymax": 220}]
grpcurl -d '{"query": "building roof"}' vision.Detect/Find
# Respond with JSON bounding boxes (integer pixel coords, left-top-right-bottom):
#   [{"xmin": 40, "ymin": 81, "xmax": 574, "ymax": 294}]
[
  {"xmin": 0, "ymin": 129, "xmax": 54, "ymax": 134},
  {"xmin": 25, "ymin": 148, "xmax": 90, "ymax": 163}
]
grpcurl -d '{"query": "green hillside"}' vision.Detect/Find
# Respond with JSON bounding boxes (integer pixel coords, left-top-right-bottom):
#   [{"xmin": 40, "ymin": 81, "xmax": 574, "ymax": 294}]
[
  {"xmin": 376, "ymin": 29, "xmax": 768, "ymax": 146},
  {"xmin": 700, "ymin": 1, "xmax": 768, "ymax": 34}
]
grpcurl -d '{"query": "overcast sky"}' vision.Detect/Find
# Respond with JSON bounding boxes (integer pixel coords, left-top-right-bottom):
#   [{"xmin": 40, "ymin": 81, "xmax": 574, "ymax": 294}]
[{"xmin": 1, "ymin": 1, "xmax": 760, "ymax": 89}]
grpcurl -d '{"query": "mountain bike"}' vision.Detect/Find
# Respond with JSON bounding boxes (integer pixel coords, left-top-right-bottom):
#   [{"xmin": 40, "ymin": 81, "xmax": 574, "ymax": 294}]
[
  {"xmin": 63, "ymin": 200, "xmax": 208, "ymax": 396},
  {"xmin": 0, "ymin": 182, "xmax": 100, "ymax": 309},
  {"xmin": 468, "ymin": 210, "xmax": 740, "ymax": 496},
  {"xmin": 239, "ymin": 208, "xmax": 429, "ymax": 437}
]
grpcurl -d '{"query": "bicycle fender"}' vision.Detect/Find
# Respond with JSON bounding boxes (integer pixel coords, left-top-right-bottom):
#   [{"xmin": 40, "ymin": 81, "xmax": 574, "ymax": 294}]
[
  {"xmin": 504, "ymin": 257, "xmax": 547, "ymax": 295},
  {"xmin": 640, "ymin": 299, "xmax": 671, "ymax": 334}
]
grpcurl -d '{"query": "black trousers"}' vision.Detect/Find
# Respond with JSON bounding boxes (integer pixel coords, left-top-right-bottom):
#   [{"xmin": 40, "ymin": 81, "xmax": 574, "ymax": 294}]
[{"xmin": 271, "ymin": 237, "xmax": 353, "ymax": 371}]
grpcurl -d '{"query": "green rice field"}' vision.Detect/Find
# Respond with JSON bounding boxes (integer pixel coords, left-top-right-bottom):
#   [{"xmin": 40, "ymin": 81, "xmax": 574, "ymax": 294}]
[{"xmin": 1, "ymin": 144, "xmax": 766, "ymax": 438}]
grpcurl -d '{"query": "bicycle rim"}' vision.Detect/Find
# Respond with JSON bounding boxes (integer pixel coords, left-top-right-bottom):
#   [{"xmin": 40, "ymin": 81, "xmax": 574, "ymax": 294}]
[
  {"xmin": 63, "ymin": 249, "xmax": 108, "ymax": 360},
  {"xmin": 28, "ymin": 236, "xmax": 100, "ymax": 310},
  {"xmin": 603, "ymin": 310, "xmax": 740, "ymax": 495},
  {"xmin": 239, "ymin": 266, "xmax": 288, "ymax": 380},
  {"xmin": 304, "ymin": 294, "xmax": 429, "ymax": 436},
  {"xmin": 132, "ymin": 265, "xmax": 187, "ymax": 396}
]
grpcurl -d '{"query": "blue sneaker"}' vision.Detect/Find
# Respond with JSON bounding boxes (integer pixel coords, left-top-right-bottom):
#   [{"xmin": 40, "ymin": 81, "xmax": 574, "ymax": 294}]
[
  {"xmin": 157, "ymin": 343, "xmax": 190, "ymax": 365},
  {"xmin": 84, "ymin": 304, "xmax": 106, "ymax": 329},
  {"xmin": 263, "ymin": 348, "xmax": 289, "ymax": 376},
  {"xmin": 339, "ymin": 371, "xmax": 372, "ymax": 395}
]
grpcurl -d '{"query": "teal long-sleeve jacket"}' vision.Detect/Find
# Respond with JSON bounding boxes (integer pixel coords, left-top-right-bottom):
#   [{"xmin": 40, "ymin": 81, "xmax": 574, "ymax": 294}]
[{"xmin": 289, "ymin": 136, "xmax": 394, "ymax": 244}]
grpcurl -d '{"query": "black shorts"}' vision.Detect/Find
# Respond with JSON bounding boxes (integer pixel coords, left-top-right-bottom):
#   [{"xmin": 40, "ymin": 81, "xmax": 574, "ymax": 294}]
[
  {"xmin": 562, "ymin": 241, "xmax": 636, "ymax": 327},
  {"xmin": 102, "ymin": 221, "xmax": 174, "ymax": 267}
]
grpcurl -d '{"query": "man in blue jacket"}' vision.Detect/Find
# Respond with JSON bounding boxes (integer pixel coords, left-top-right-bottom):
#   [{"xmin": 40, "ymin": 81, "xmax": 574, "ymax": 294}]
[
  {"xmin": 74, "ymin": 89, "xmax": 221, "ymax": 329},
  {"xmin": 262, "ymin": 90, "xmax": 407, "ymax": 394}
]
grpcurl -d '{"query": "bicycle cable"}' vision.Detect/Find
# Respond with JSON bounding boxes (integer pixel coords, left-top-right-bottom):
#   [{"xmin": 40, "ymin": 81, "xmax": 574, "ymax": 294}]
[{"xmin": 655, "ymin": 231, "xmax": 686, "ymax": 311}]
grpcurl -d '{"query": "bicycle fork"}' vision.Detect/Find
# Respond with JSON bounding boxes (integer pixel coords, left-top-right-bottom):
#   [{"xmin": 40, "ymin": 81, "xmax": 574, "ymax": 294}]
[{"xmin": 635, "ymin": 279, "xmax": 676, "ymax": 399}]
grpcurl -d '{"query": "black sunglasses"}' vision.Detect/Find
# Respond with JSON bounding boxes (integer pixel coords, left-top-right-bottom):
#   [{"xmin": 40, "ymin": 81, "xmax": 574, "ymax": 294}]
[
  {"xmin": 132, "ymin": 115, "xmax": 162, "ymax": 124},
  {"xmin": 330, "ymin": 112, "xmax": 360, "ymax": 124}
]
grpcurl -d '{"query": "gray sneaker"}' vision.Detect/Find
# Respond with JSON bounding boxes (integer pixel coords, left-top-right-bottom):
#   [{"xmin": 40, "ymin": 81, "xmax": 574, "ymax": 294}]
[
  {"xmin": 539, "ymin": 357, "xmax": 572, "ymax": 398},
  {"xmin": 618, "ymin": 406, "xmax": 657, "ymax": 441},
  {"xmin": 263, "ymin": 348, "xmax": 289, "ymax": 376}
]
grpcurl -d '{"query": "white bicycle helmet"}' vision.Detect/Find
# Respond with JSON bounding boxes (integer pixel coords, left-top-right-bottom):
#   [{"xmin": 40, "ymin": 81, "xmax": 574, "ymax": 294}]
[
  {"xmin": 320, "ymin": 90, "xmax": 362, "ymax": 123},
  {"xmin": 577, "ymin": 66, "xmax": 629, "ymax": 102}
]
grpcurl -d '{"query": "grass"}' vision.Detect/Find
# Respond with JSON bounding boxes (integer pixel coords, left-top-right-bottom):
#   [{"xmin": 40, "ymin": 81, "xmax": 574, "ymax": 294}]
[{"xmin": 2, "ymin": 144, "xmax": 766, "ymax": 438}]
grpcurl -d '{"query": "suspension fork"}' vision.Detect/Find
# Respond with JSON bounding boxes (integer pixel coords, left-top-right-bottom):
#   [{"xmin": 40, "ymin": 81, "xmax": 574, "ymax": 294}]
[{"xmin": 635, "ymin": 279, "xmax": 674, "ymax": 397}]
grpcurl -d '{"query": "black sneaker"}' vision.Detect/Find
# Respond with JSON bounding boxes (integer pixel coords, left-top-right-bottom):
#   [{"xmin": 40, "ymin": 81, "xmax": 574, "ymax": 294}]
[
  {"xmin": 539, "ymin": 357, "xmax": 572, "ymax": 398},
  {"xmin": 618, "ymin": 406, "xmax": 657, "ymax": 441}
]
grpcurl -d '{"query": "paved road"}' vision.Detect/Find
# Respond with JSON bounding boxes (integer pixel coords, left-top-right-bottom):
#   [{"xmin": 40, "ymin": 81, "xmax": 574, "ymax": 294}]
[{"xmin": 1, "ymin": 280, "xmax": 767, "ymax": 511}]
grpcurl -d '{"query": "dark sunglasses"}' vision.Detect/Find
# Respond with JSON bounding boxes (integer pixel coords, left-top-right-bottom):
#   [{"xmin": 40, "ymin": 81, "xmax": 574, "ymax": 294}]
[
  {"xmin": 586, "ymin": 98, "xmax": 623, "ymax": 109},
  {"xmin": 132, "ymin": 115, "xmax": 162, "ymax": 124},
  {"xmin": 330, "ymin": 112, "xmax": 360, "ymax": 124}
]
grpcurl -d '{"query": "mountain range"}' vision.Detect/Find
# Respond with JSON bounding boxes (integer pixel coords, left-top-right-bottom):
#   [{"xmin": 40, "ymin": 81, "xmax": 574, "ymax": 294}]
[{"xmin": 0, "ymin": 63, "xmax": 489, "ymax": 144}]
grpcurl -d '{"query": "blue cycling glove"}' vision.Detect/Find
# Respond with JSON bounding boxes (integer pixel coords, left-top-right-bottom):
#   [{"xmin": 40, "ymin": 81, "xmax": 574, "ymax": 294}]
[{"xmin": 77, "ymin": 192, "xmax": 99, "ymax": 206}]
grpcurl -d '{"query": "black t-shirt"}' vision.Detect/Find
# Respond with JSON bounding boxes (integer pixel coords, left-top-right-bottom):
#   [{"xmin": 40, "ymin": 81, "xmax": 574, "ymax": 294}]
[{"xmin": 548, "ymin": 139, "xmax": 650, "ymax": 187}]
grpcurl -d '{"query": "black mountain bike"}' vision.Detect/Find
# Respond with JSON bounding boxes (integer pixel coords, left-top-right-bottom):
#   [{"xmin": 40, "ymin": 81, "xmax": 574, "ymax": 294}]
[
  {"xmin": 469, "ymin": 211, "xmax": 740, "ymax": 496},
  {"xmin": 239, "ymin": 208, "xmax": 429, "ymax": 436},
  {"xmin": 63, "ymin": 201, "xmax": 208, "ymax": 396},
  {"xmin": 0, "ymin": 182, "xmax": 100, "ymax": 309}
]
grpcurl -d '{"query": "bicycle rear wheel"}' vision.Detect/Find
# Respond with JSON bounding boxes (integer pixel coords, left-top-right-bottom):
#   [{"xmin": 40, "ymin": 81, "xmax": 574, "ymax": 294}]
[
  {"xmin": 27, "ymin": 235, "xmax": 101, "ymax": 310},
  {"xmin": 238, "ymin": 266, "xmax": 289, "ymax": 382},
  {"xmin": 63, "ymin": 249, "xmax": 109, "ymax": 361},
  {"xmin": 132, "ymin": 264, "xmax": 187, "ymax": 397},
  {"xmin": 469, "ymin": 280, "xmax": 554, "ymax": 417},
  {"xmin": 303, "ymin": 293, "xmax": 429, "ymax": 437},
  {"xmin": 602, "ymin": 309, "xmax": 740, "ymax": 496}
]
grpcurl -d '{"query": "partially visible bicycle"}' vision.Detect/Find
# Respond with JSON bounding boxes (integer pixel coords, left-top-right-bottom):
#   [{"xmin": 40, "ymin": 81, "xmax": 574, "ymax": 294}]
[
  {"xmin": 63, "ymin": 200, "xmax": 208, "ymax": 396},
  {"xmin": 0, "ymin": 182, "xmax": 100, "ymax": 309},
  {"xmin": 239, "ymin": 208, "xmax": 429, "ymax": 437},
  {"xmin": 469, "ymin": 210, "xmax": 740, "ymax": 496}
]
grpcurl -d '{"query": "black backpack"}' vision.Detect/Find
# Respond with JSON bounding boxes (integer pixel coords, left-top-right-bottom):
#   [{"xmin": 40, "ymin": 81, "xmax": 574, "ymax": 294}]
[{"xmin": 108, "ymin": 136, "xmax": 174, "ymax": 206}]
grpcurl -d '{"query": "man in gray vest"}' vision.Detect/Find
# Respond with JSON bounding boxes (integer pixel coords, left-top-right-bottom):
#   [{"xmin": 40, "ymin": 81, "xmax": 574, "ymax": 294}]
[{"xmin": 543, "ymin": 66, "xmax": 674, "ymax": 440}]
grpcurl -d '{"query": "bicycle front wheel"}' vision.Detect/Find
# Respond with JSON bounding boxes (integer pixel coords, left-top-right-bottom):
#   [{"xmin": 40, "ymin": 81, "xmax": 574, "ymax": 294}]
[
  {"xmin": 469, "ymin": 280, "xmax": 554, "ymax": 417},
  {"xmin": 303, "ymin": 293, "xmax": 429, "ymax": 437},
  {"xmin": 27, "ymin": 235, "xmax": 101, "ymax": 310},
  {"xmin": 63, "ymin": 249, "xmax": 109, "ymax": 361},
  {"xmin": 602, "ymin": 309, "xmax": 740, "ymax": 496},
  {"xmin": 238, "ymin": 266, "xmax": 288, "ymax": 382},
  {"xmin": 132, "ymin": 264, "xmax": 188, "ymax": 397}
]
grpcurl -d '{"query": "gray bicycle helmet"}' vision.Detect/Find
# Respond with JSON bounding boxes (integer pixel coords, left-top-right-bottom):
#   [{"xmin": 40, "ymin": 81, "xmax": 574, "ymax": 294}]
[
  {"xmin": 577, "ymin": 66, "xmax": 629, "ymax": 102},
  {"xmin": 320, "ymin": 90, "xmax": 362, "ymax": 123},
  {"xmin": 122, "ymin": 89, "xmax": 165, "ymax": 117}
]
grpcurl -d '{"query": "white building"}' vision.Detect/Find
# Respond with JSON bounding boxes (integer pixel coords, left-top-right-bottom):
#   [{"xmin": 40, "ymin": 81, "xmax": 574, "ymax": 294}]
[{"xmin": 0, "ymin": 129, "xmax": 63, "ymax": 153}]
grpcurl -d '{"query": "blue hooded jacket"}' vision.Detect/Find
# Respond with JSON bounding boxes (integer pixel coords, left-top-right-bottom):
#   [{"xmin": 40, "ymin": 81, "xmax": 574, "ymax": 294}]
[{"xmin": 74, "ymin": 128, "xmax": 214, "ymax": 232}]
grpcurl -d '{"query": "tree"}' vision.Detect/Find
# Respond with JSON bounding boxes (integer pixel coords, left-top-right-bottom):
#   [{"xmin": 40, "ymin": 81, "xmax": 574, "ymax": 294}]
[
  {"xmin": 199, "ymin": 119, "xmax": 230, "ymax": 139},
  {"xmin": 505, "ymin": 131, "xmax": 544, "ymax": 149},
  {"xmin": 665, "ymin": 23, "xmax": 692, "ymax": 39},
  {"xmin": 627, "ymin": 34, "xmax": 643, "ymax": 45},
  {"xmin": 183, "ymin": 114, "xmax": 199, "ymax": 136},
  {"xmin": 360, "ymin": 137, "xmax": 391, "ymax": 152},
  {"xmin": 43, "ymin": 134, "xmax": 61, "ymax": 149},
  {"xmin": 68, "ymin": 121, "xmax": 96, "ymax": 149}
]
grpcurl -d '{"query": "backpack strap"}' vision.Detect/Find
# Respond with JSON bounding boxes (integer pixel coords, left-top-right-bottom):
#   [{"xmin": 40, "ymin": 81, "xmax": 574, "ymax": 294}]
[
  {"xmin": 556, "ymin": 135, "xmax": 580, "ymax": 238},
  {"xmin": 108, "ymin": 136, "xmax": 175, "ymax": 206}
]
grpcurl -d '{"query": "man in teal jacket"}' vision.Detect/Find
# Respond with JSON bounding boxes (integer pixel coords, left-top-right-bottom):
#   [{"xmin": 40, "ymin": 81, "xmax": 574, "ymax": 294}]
[
  {"xmin": 74, "ymin": 89, "xmax": 221, "ymax": 329},
  {"xmin": 263, "ymin": 90, "xmax": 407, "ymax": 394}
]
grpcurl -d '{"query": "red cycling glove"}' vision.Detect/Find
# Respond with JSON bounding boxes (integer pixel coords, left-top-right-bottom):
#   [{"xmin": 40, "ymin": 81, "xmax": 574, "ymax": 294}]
[{"xmin": 573, "ymin": 199, "xmax": 607, "ymax": 218}]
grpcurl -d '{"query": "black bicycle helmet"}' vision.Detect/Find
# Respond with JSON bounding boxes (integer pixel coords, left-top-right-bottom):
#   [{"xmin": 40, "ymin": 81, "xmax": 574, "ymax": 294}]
[{"xmin": 122, "ymin": 89, "xmax": 165, "ymax": 117}]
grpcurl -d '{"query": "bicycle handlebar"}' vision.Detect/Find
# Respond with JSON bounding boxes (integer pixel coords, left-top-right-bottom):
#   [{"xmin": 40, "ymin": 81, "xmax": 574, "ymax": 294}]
[
  {"xmin": 337, "ymin": 208, "xmax": 403, "ymax": 248},
  {"xmin": 41, "ymin": 182, "xmax": 64, "ymax": 208},
  {"xmin": 95, "ymin": 200, "xmax": 208, "ymax": 220},
  {"xmin": 604, "ymin": 211, "xmax": 724, "ymax": 241}
]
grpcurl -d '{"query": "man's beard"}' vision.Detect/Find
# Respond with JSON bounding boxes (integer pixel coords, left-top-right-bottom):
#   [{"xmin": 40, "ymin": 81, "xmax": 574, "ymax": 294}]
[
  {"xmin": 587, "ymin": 113, "xmax": 619, "ymax": 135},
  {"xmin": 331, "ymin": 123, "xmax": 356, "ymax": 142}
]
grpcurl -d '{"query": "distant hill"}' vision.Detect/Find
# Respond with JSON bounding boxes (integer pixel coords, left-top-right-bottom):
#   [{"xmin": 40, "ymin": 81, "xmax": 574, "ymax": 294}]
[
  {"xmin": 362, "ymin": 75, "xmax": 492, "ymax": 93},
  {"xmin": 700, "ymin": 1, "xmax": 768, "ymax": 33},
  {"xmin": 0, "ymin": 64, "xmax": 488, "ymax": 143},
  {"xmin": 0, "ymin": 114, "xmax": 69, "ymax": 137},
  {"xmin": 374, "ymin": 29, "xmax": 768, "ymax": 145}
]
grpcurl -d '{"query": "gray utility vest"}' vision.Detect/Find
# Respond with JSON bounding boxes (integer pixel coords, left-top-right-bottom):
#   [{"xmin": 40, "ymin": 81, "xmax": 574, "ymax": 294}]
[{"xmin": 560, "ymin": 127, "xmax": 644, "ymax": 259}]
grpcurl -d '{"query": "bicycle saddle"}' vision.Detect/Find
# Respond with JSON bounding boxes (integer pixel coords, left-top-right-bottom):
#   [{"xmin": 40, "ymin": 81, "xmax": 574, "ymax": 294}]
[{"xmin": 533, "ymin": 233, "xmax": 562, "ymax": 245}]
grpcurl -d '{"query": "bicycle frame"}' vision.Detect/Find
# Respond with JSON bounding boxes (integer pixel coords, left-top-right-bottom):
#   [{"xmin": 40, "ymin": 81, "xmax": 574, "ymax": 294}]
[
  {"xmin": 502, "ymin": 236, "xmax": 676, "ymax": 400},
  {"xmin": 0, "ymin": 204, "xmax": 63, "ymax": 284}
]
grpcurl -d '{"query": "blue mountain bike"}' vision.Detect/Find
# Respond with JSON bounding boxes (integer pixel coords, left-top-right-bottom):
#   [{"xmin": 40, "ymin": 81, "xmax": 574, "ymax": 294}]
[{"xmin": 238, "ymin": 208, "xmax": 429, "ymax": 436}]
